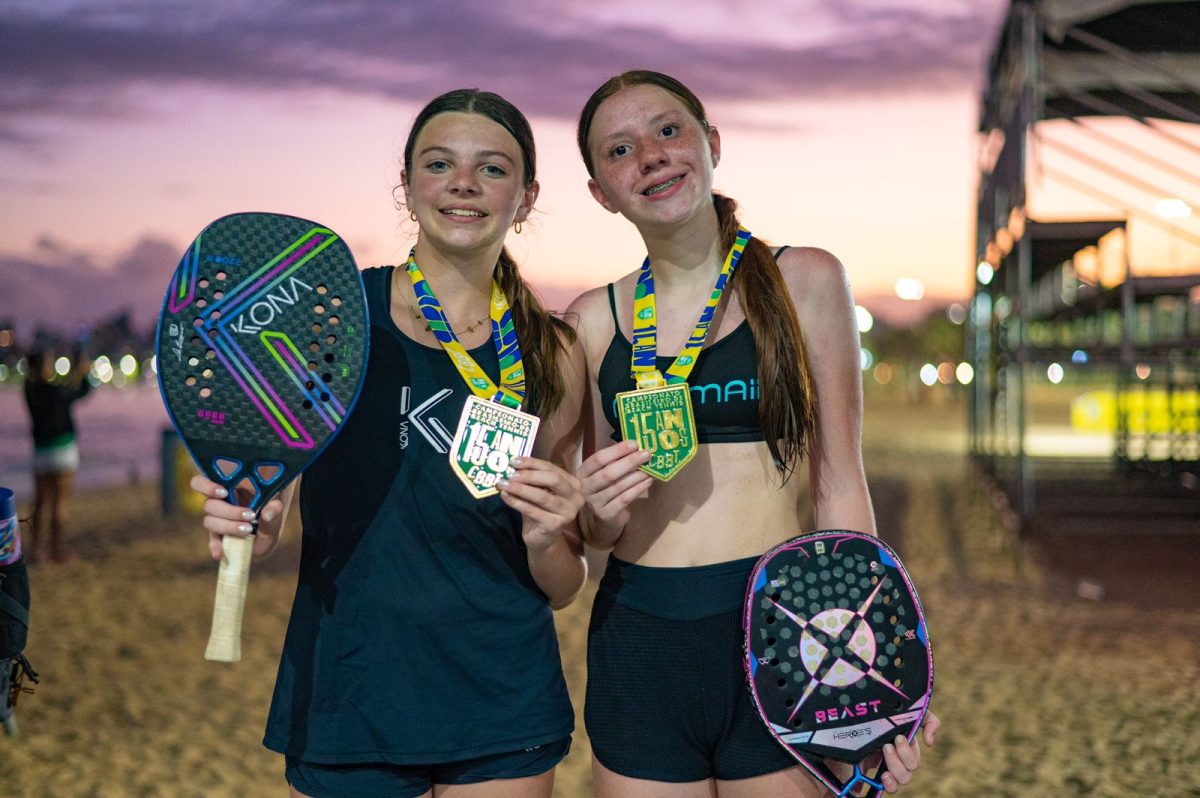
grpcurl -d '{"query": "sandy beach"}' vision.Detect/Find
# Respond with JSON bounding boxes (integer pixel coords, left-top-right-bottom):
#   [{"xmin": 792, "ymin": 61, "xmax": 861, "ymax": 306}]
[{"xmin": 2, "ymin": 393, "xmax": 1198, "ymax": 797}]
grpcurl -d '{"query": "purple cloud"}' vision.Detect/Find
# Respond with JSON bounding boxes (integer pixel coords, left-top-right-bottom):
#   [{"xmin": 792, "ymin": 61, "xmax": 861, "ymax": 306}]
[
  {"xmin": 1, "ymin": 0, "xmax": 1005, "ymax": 151},
  {"xmin": 2, "ymin": 236, "xmax": 179, "ymax": 338}
]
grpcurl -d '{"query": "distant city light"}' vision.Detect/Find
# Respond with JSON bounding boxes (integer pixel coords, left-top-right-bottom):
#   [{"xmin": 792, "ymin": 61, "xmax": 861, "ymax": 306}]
[
  {"xmin": 972, "ymin": 292, "xmax": 992, "ymax": 324},
  {"xmin": 1071, "ymin": 349, "xmax": 1088, "ymax": 364},
  {"xmin": 976, "ymin": 262, "xmax": 994, "ymax": 286},
  {"xmin": 93, "ymin": 355, "xmax": 115, "ymax": 384},
  {"xmin": 55, "ymin": 356, "xmax": 70, "ymax": 376},
  {"xmin": 855, "ymin": 305, "xmax": 874, "ymax": 334},
  {"xmin": 16, "ymin": 358, "xmax": 27, "ymax": 376},
  {"xmin": 149, "ymin": 355, "xmax": 158, "ymax": 375},
  {"xmin": 994, "ymin": 228, "xmax": 1014, "ymax": 255},
  {"xmin": 919, "ymin": 363, "xmax": 938, "ymax": 386},
  {"xmin": 956, "ymin": 362, "xmax": 974, "ymax": 385},
  {"xmin": 895, "ymin": 278, "xmax": 925, "ymax": 301},
  {"xmin": 947, "ymin": 303, "xmax": 966, "ymax": 325},
  {"xmin": 994, "ymin": 296, "xmax": 1012, "ymax": 320},
  {"xmin": 0, "ymin": 365, "xmax": 7, "ymax": 381},
  {"xmin": 0, "ymin": 329, "xmax": 12, "ymax": 348},
  {"xmin": 873, "ymin": 362, "xmax": 894, "ymax": 385},
  {"xmin": 1156, "ymin": 198, "xmax": 1193, "ymax": 220},
  {"xmin": 1135, "ymin": 363, "xmax": 1151, "ymax": 380},
  {"xmin": 860, "ymin": 348, "xmax": 874, "ymax": 371},
  {"xmin": 937, "ymin": 362, "xmax": 955, "ymax": 385},
  {"xmin": 119, "ymin": 354, "xmax": 138, "ymax": 376},
  {"xmin": 1047, "ymin": 363, "xmax": 1064, "ymax": 384}
]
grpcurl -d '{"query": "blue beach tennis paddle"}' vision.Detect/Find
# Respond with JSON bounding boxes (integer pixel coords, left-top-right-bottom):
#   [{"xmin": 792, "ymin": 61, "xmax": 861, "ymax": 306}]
[
  {"xmin": 744, "ymin": 530, "xmax": 933, "ymax": 797},
  {"xmin": 156, "ymin": 212, "xmax": 368, "ymax": 662}
]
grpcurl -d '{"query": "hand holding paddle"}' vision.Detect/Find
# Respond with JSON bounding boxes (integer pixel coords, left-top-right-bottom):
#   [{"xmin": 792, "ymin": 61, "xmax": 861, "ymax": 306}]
[{"xmin": 156, "ymin": 212, "xmax": 369, "ymax": 662}]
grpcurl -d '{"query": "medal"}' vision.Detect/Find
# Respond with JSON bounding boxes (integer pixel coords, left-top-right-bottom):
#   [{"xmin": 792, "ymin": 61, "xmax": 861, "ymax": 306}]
[
  {"xmin": 616, "ymin": 227, "xmax": 751, "ymax": 481},
  {"xmin": 404, "ymin": 250, "xmax": 538, "ymax": 499},
  {"xmin": 450, "ymin": 395, "xmax": 539, "ymax": 497}
]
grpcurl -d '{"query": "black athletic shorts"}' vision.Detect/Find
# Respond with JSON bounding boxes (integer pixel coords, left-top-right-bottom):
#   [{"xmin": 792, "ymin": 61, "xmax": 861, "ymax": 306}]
[
  {"xmin": 285, "ymin": 737, "xmax": 570, "ymax": 798},
  {"xmin": 584, "ymin": 555, "xmax": 797, "ymax": 782}
]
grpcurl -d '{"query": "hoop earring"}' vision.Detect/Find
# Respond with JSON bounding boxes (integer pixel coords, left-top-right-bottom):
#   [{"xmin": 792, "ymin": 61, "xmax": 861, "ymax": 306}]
[
  {"xmin": 409, "ymin": 210, "xmax": 418, "ymax": 223},
  {"xmin": 513, "ymin": 221, "xmax": 523, "ymax": 235}
]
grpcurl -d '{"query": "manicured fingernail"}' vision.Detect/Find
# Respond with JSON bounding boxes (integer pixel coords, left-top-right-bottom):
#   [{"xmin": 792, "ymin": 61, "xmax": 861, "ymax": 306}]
[
  {"xmin": 241, "ymin": 510, "xmax": 256, "ymax": 521},
  {"xmin": 262, "ymin": 509, "xmax": 276, "ymax": 522},
  {"xmin": 238, "ymin": 524, "xmax": 253, "ymax": 534},
  {"xmin": 497, "ymin": 478, "xmax": 510, "ymax": 489},
  {"xmin": 510, "ymin": 456, "xmax": 525, "ymax": 467},
  {"xmin": 638, "ymin": 450, "xmax": 651, "ymax": 461},
  {"xmin": 215, "ymin": 487, "xmax": 228, "ymax": 498}
]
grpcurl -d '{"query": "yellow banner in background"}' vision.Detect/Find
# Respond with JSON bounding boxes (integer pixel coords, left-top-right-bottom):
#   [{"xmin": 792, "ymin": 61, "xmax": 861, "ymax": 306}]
[{"xmin": 1071, "ymin": 390, "xmax": 1200, "ymax": 434}]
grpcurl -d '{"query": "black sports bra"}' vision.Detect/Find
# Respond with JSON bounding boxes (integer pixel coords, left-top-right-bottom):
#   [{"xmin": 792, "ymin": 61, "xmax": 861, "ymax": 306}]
[{"xmin": 596, "ymin": 284, "xmax": 765, "ymax": 444}]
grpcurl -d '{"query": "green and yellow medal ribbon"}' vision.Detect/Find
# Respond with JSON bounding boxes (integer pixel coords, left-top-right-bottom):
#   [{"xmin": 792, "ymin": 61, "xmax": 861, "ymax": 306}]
[
  {"xmin": 630, "ymin": 227, "xmax": 751, "ymax": 389},
  {"xmin": 404, "ymin": 249, "xmax": 526, "ymax": 410}
]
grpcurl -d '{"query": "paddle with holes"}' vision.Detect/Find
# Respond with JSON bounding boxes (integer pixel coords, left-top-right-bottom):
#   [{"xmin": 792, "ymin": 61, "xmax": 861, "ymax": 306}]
[
  {"xmin": 156, "ymin": 212, "xmax": 368, "ymax": 662},
  {"xmin": 743, "ymin": 530, "xmax": 933, "ymax": 797}
]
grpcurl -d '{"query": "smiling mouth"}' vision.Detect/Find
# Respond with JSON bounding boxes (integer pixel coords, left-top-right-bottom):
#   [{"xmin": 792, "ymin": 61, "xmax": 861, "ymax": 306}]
[
  {"xmin": 643, "ymin": 176, "xmax": 682, "ymax": 196},
  {"xmin": 442, "ymin": 208, "xmax": 487, "ymax": 218}
]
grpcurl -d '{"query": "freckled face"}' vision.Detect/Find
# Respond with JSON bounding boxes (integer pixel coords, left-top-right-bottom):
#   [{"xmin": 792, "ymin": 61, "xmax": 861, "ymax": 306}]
[
  {"xmin": 585, "ymin": 84, "xmax": 720, "ymax": 228},
  {"xmin": 402, "ymin": 111, "xmax": 537, "ymax": 255}
]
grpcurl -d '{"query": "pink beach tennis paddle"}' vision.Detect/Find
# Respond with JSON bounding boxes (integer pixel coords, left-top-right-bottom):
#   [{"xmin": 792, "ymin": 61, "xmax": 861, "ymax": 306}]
[{"xmin": 744, "ymin": 530, "xmax": 933, "ymax": 797}]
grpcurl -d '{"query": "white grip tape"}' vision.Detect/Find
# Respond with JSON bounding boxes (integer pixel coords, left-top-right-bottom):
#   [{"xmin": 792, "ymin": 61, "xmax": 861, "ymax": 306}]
[{"xmin": 204, "ymin": 533, "xmax": 254, "ymax": 662}]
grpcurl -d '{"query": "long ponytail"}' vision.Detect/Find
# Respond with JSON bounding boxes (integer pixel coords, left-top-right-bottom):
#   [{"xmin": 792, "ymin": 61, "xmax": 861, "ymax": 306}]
[
  {"xmin": 494, "ymin": 247, "xmax": 575, "ymax": 417},
  {"xmin": 714, "ymin": 193, "xmax": 816, "ymax": 480}
]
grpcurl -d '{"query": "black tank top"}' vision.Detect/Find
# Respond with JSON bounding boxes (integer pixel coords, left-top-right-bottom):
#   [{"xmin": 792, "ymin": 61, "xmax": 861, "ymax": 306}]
[
  {"xmin": 264, "ymin": 266, "xmax": 573, "ymax": 764},
  {"xmin": 596, "ymin": 283, "xmax": 766, "ymax": 444}
]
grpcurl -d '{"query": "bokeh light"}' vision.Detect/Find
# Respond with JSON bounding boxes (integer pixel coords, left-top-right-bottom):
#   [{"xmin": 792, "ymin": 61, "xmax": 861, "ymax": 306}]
[
  {"xmin": 855, "ymin": 305, "xmax": 874, "ymax": 334},
  {"xmin": 895, "ymin": 278, "xmax": 925, "ymax": 301}
]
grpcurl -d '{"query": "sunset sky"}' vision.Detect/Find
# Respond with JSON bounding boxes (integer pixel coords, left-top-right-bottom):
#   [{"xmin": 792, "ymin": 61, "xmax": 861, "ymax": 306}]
[{"xmin": 4, "ymin": 0, "xmax": 1019, "ymax": 335}]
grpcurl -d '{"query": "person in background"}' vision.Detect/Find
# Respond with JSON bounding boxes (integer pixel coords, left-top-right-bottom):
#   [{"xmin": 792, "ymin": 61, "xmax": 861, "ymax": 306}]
[{"xmin": 23, "ymin": 347, "xmax": 93, "ymax": 565}]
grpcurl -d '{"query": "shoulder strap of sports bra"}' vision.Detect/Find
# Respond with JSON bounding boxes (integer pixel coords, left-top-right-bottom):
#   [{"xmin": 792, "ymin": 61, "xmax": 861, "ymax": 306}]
[
  {"xmin": 773, "ymin": 245, "xmax": 790, "ymax": 260},
  {"xmin": 606, "ymin": 282, "xmax": 620, "ymax": 326}
]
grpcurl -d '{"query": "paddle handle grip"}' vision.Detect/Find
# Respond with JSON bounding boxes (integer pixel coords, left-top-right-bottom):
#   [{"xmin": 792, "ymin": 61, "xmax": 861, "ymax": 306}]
[{"xmin": 205, "ymin": 533, "xmax": 254, "ymax": 662}]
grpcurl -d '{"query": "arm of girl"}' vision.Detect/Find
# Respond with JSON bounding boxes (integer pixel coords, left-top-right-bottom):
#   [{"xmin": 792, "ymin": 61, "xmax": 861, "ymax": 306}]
[
  {"xmin": 566, "ymin": 286, "xmax": 653, "ymax": 551},
  {"xmin": 783, "ymin": 247, "xmax": 876, "ymax": 534},
  {"xmin": 783, "ymin": 248, "xmax": 942, "ymax": 788},
  {"xmin": 498, "ymin": 331, "xmax": 588, "ymax": 609}
]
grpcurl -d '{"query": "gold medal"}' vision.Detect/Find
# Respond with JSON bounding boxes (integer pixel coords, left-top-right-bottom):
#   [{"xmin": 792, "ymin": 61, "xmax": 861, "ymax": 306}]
[
  {"xmin": 403, "ymin": 250, "xmax": 536, "ymax": 498},
  {"xmin": 615, "ymin": 381, "xmax": 698, "ymax": 481},
  {"xmin": 450, "ymin": 395, "xmax": 540, "ymax": 499},
  {"xmin": 621, "ymin": 228, "xmax": 751, "ymax": 481}
]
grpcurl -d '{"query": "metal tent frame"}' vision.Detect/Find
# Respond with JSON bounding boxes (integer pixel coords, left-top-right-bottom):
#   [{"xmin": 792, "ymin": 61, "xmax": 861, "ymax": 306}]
[{"xmin": 970, "ymin": 0, "xmax": 1200, "ymax": 531}]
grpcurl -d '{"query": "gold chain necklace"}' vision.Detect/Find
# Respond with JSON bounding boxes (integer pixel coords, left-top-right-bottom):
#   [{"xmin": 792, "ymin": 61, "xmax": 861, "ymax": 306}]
[
  {"xmin": 393, "ymin": 263, "xmax": 489, "ymax": 335},
  {"xmin": 405, "ymin": 300, "xmax": 489, "ymax": 335}
]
